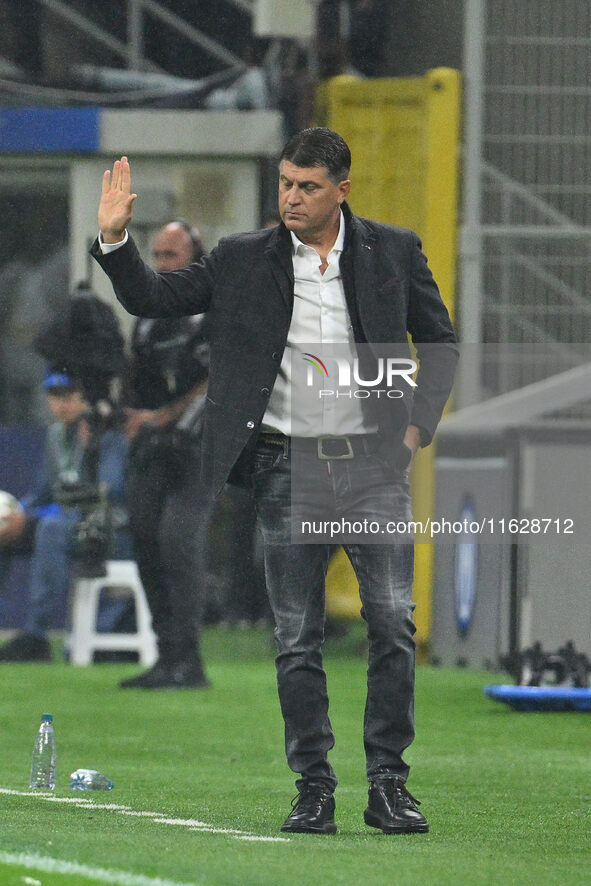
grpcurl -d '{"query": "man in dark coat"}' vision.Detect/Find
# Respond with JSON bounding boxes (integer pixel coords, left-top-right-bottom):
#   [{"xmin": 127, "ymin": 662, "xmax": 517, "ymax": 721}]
[{"xmin": 92, "ymin": 127, "xmax": 458, "ymax": 836}]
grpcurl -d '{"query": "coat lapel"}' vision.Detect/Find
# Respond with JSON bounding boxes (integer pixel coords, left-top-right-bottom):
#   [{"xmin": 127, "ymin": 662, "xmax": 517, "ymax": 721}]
[
  {"xmin": 264, "ymin": 224, "xmax": 294, "ymax": 315},
  {"xmin": 341, "ymin": 208, "xmax": 379, "ymax": 342}
]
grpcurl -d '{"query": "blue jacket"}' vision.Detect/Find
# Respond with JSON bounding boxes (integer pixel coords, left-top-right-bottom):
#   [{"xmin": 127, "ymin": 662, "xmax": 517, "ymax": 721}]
[{"xmin": 21, "ymin": 421, "xmax": 128, "ymax": 522}]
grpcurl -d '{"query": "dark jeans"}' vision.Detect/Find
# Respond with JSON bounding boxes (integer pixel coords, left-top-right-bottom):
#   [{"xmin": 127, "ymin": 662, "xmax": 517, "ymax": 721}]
[
  {"xmin": 127, "ymin": 437, "xmax": 212, "ymax": 665},
  {"xmin": 0, "ymin": 512, "xmax": 77, "ymax": 638},
  {"xmin": 251, "ymin": 437, "xmax": 416, "ymax": 792},
  {"xmin": 0, "ymin": 513, "xmax": 132, "ymax": 639}
]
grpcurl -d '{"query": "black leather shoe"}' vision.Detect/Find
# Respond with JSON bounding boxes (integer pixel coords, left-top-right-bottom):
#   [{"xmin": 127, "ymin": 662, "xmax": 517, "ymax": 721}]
[
  {"xmin": 0, "ymin": 633, "xmax": 52, "ymax": 662},
  {"xmin": 168, "ymin": 659, "xmax": 210, "ymax": 688},
  {"xmin": 281, "ymin": 782, "xmax": 337, "ymax": 834},
  {"xmin": 364, "ymin": 777, "xmax": 429, "ymax": 834},
  {"xmin": 119, "ymin": 659, "xmax": 210, "ymax": 689}
]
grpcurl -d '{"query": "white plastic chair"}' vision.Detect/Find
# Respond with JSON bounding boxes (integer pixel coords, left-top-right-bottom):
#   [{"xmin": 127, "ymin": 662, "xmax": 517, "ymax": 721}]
[{"xmin": 69, "ymin": 560, "xmax": 158, "ymax": 666}]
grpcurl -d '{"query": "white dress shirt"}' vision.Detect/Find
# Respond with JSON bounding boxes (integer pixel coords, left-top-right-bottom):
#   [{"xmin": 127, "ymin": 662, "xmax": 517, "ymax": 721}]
[
  {"xmin": 262, "ymin": 212, "xmax": 376, "ymax": 437},
  {"xmin": 100, "ymin": 231, "xmax": 129, "ymax": 252},
  {"xmin": 100, "ymin": 219, "xmax": 377, "ymax": 438}
]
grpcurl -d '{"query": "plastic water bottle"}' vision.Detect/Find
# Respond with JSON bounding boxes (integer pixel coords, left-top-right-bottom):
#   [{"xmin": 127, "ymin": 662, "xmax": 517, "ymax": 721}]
[
  {"xmin": 70, "ymin": 768, "xmax": 113, "ymax": 791},
  {"xmin": 29, "ymin": 713, "xmax": 57, "ymax": 790}
]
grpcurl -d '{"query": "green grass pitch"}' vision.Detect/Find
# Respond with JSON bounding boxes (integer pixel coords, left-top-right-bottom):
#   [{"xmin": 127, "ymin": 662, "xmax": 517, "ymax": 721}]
[{"xmin": 0, "ymin": 624, "xmax": 589, "ymax": 886}]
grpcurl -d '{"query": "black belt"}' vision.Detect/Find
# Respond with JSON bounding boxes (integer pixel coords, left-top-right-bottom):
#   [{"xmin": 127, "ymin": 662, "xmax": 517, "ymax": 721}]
[{"xmin": 257, "ymin": 432, "xmax": 380, "ymax": 460}]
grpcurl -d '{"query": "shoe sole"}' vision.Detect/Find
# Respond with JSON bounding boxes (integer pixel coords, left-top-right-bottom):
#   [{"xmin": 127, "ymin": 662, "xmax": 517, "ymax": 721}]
[
  {"xmin": 364, "ymin": 810, "xmax": 429, "ymax": 834},
  {"xmin": 281, "ymin": 823, "xmax": 337, "ymax": 835},
  {"xmin": 0, "ymin": 655, "xmax": 53, "ymax": 664},
  {"xmin": 119, "ymin": 680, "xmax": 211, "ymax": 689}
]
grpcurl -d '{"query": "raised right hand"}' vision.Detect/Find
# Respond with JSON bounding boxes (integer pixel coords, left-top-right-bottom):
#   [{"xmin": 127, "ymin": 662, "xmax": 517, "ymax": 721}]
[{"xmin": 98, "ymin": 156, "xmax": 137, "ymax": 243}]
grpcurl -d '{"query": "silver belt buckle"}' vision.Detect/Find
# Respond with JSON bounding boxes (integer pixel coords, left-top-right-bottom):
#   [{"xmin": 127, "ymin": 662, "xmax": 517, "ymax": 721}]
[{"xmin": 317, "ymin": 436, "xmax": 354, "ymax": 460}]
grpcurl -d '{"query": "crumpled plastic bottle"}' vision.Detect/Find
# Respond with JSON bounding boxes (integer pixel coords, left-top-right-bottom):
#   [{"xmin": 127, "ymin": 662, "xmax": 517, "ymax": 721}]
[{"xmin": 70, "ymin": 768, "xmax": 114, "ymax": 790}]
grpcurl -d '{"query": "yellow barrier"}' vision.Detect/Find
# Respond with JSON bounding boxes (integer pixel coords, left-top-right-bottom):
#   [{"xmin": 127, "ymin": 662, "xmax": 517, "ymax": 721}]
[{"xmin": 318, "ymin": 69, "xmax": 461, "ymax": 649}]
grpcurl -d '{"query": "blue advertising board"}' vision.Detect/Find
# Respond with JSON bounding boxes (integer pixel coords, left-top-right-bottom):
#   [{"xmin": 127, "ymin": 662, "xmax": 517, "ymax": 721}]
[{"xmin": 0, "ymin": 107, "xmax": 100, "ymax": 152}]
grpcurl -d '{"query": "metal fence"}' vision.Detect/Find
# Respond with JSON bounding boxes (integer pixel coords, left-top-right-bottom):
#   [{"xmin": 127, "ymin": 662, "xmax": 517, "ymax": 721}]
[{"xmin": 461, "ymin": 0, "xmax": 591, "ymax": 401}]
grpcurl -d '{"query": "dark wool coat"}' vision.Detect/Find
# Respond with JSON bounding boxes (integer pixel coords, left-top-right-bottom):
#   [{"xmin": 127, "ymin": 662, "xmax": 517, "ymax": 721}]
[{"xmin": 92, "ymin": 203, "xmax": 458, "ymax": 492}]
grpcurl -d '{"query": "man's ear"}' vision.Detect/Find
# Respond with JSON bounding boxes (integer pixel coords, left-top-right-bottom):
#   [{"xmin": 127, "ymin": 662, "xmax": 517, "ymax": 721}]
[{"xmin": 338, "ymin": 180, "xmax": 351, "ymax": 203}]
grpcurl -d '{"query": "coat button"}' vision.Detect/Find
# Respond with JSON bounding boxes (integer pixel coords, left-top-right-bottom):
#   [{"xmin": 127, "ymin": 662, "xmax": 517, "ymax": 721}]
[
  {"xmin": 261, "ymin": 387, "xmax": 270, "ymax": 396},
  {"xmin": 272, "ymin": 351, "xmax": 280, "ymax": 360},
  {"xmin": 246, "ymin": 421, "xmax": 255, "ymax": 429}
]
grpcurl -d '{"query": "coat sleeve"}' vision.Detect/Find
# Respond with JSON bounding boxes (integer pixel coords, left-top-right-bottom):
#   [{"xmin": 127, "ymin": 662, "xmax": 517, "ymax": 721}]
[
  {"xmin": 90, "ymin": 234, "xmax": 218, "ymax": 319},
  {"xmin": 405, "ymin": 233, "xmax": 458, "ymax": 446}
]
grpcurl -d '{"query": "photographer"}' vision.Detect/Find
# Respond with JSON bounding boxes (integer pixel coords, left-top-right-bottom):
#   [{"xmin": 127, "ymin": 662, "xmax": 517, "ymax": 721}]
[
  {"xmin": 0, "ymin": 371, "xmax": 130, "ymax": 662},
  {"xmin": 120, "ymin": 220, "xmax": 212, "ymax": 689}
]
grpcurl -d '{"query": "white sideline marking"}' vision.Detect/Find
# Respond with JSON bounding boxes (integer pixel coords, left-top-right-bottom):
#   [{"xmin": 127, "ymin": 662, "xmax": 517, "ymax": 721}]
[
  {"xmin": 74, "ymin": 802, "xmax": 135, "ymax": 811},
  {"xmin": 236, "ymin": 835, "xmax": 292, "ymax": 843},
  {"xmin": 188, "ymin": 827, "xmax": 248, "ymax": 835},
  {"xmin": 119, "ymin": 810, "xmax": 163, "ymax": 818},
  {"xmin": 186, "ymin": 827, "xmax": 289, "ymax": 842},
  {"xmin": 0, "ymin": 789, "xmax": 93, "ymax": 803},
  {"xmin": 0, "ymin": 850, "xmax": 197, "ymax": 886},
  {"xmin": 43, "ymin": 795, "xmax": 102, "ymax": 804},
  {"xmin": 0, "ymin": 787, "xmax": 291, "ymax": 844}
]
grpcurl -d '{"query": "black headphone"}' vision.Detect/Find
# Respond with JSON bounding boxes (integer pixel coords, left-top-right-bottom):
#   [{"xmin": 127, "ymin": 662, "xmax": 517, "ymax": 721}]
[{"xmin": 172, "ymin": 217, "xmax": 205, "ymax": 262}]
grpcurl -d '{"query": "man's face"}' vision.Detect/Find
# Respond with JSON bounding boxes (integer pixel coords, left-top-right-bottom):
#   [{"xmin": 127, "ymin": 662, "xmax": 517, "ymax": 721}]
[
  {"xmin": 278, "ymin": 161, "xmax": 351, "ymax": 243},
  {"xmin": 151, "ymin": 223, "xmax": 194, "ymax": 271},
  {"xmin": 46, "ymin": 389, "xmax": 87, "ymax": 425}
]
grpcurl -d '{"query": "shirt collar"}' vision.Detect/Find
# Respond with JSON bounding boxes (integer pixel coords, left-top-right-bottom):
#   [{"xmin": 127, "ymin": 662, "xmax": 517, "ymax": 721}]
[{"xmin": 290, "ymin": 209, "xmax": 345, "ymax": 256}]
